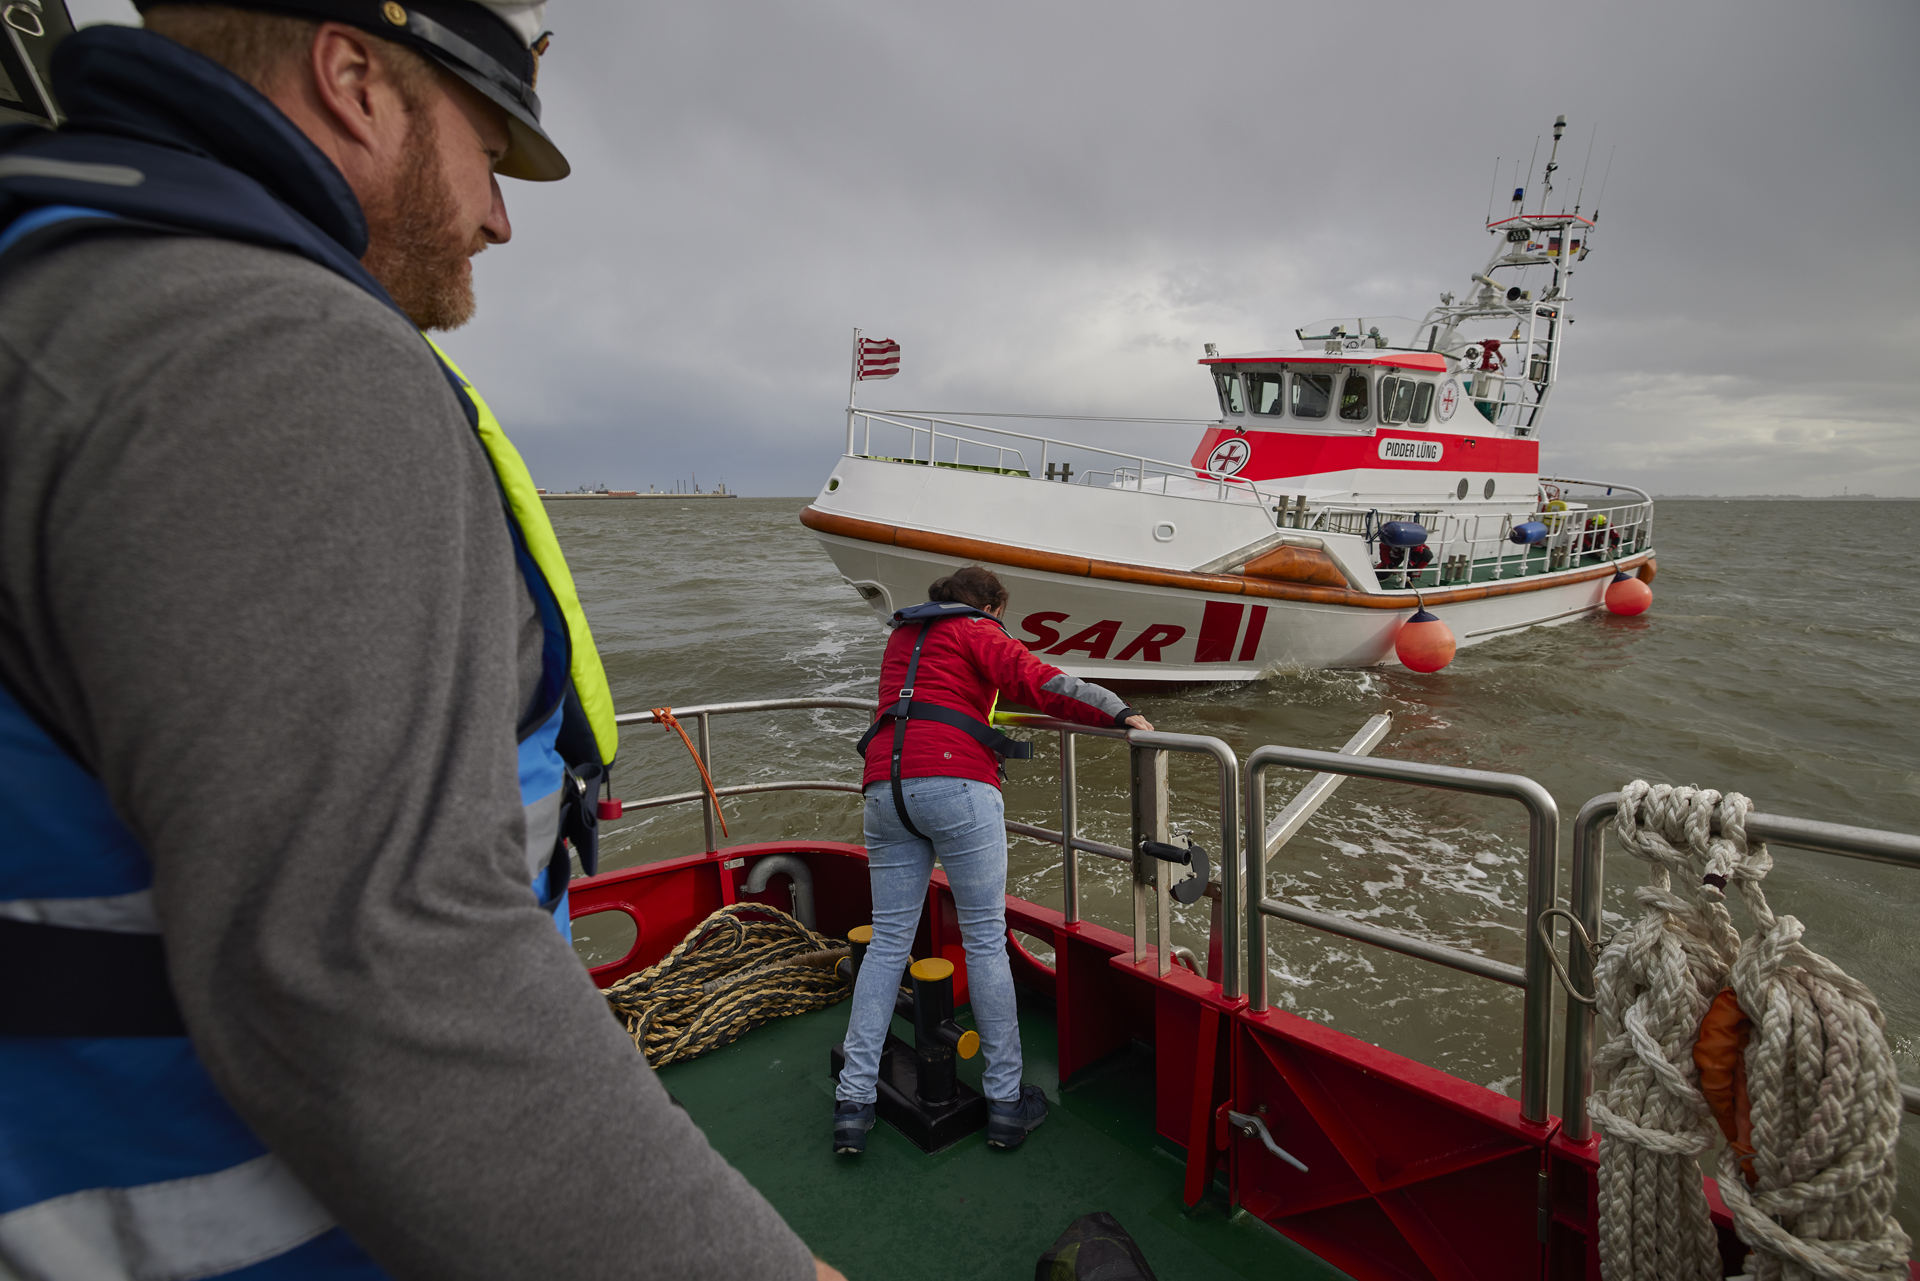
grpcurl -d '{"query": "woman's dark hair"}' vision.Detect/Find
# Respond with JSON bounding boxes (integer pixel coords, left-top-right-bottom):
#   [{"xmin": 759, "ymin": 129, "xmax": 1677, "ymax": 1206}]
[{"xmin": 927, "ymin": 564, "xmax": 1008, "ymax": 614}]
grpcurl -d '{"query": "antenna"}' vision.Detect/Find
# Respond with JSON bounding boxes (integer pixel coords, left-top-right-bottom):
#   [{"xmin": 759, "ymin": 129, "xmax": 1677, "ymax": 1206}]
[
  {"xmin": 1485, "ymin": 155, "xmax": 1501, "ymax": 226},
  {"xmin": 1592, "ymin": 145, "xmax": 1616, "ymax": 223},
  {"xmin": 1573, "ymin": 122, "xmax": 1597, "ymax": 216},
  {"xmin": 1523, "ymin": 135, "xmax": 1541, "ymax": 213},
  {"xmin": 1542, "ymin": 115, "xmax": 1565, "ymax": 212}
]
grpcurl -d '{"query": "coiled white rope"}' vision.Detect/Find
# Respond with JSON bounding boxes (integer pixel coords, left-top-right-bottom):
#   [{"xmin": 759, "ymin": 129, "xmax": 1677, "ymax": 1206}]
[{"xmin": 1591, "ymin": 781, "xmax": 1911, "ymax": 1281}]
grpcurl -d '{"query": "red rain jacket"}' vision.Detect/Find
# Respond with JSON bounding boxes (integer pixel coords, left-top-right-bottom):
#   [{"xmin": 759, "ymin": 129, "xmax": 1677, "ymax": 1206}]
[{"xmin": 861, "ymin": 613, "xmax": 1131, "ymax": 789}]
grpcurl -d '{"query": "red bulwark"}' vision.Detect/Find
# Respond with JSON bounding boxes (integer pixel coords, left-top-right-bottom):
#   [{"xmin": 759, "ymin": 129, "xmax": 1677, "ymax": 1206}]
[
  {"xmin": 573, "ymin": 850, "xmax": 1723, "ymax": 1280},
  {"xmin": 1232, "ymin": 1005, "xmax": 1551, "ymax": 1281}
]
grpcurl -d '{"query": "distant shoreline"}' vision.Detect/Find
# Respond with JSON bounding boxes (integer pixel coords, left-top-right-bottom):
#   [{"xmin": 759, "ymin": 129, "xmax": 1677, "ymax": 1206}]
[
  {"xmin": 538, "ymin": 492, "xmax": 737, "ymax": 500},
  {"xmin": 1652, "ymin": 495, "xmax": 1914, "ymax": 501}
]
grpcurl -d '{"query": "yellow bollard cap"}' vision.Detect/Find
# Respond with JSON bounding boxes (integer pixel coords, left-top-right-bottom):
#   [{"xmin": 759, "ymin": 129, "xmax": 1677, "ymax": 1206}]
[
  {"xmin": 955, "ymin": 1029, "xmax": 980, "ymax": 1059},
  {"xmin": 909, "ymin": 957, "xmax": 954, "ymax": 983},
  {"xmin": 847, "ymin": 925, "xmax": 873, "ymax": 944}
]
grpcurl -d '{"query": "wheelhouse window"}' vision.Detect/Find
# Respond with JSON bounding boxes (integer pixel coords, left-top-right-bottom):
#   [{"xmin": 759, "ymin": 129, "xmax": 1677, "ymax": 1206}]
[
  {"xmin": 1411, "ymin": 381, "xmax": 1435, "ymax": 424},
  {"xmin": 1378, "ymin": 376, "xmax": 1419, "ymax": 425},
  {"xmin": 1214, "ymin": 371, "xmax": 1246, "ymax": 416},
  {"xmin": 1246, "ymin": 371, "xmax": 1285, "ymax": 415},
  {"xmin": 1291, "ymin": 373, "xmax": 1331, "ymax": 419},
  {"xmin": 1339, "ymin": 372, "xmax": 1370, "ymax": 422}
]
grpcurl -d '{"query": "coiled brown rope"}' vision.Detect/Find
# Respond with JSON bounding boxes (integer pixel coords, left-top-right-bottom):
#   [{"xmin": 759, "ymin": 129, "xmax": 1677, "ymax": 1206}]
[{"xmin": 602, "ymin": 902, "xmax": 850, "ymax": 1066}]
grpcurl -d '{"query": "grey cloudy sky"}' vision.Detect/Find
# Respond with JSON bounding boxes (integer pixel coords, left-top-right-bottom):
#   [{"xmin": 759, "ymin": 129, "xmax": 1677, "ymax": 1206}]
[{"xmin": 73, "ymin": 0, "xmax": 1920, "ymax": 496}]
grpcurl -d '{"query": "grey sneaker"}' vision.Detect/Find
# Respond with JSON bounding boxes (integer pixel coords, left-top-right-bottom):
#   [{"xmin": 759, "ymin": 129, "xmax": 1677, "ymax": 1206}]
[
  {"xmin": 986, "ymin": 1083, "xmax": 1049, "ymax": 1149},
  {"xmin": 833, "ymin": 1101, "xmax": 876, "ymax": 1155}
]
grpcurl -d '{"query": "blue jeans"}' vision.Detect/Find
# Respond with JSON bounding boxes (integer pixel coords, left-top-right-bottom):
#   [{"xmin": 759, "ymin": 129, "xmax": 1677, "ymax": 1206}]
[{"xmin": 837, "ymin": 777, "xmax": 1024, "ymax": 1105}]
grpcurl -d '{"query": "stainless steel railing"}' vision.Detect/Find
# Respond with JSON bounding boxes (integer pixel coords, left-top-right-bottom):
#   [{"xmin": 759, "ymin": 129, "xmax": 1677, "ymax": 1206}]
[
  {"xmin": 1558, "ymin": 795, "xmax": 1920, "ymax": 1136},
  {"xmin": 601, "ymin": 697, "xmax": 1915, "ymax": 1128},
  {"xmin": 845, "ymin": 408, "xmax": 1290, "ymax": 509},
  {"xmin": 612, "ymin": 698, "xmax": 873, "ymax": 852},
  {"xmin": 1242, "ymin": 747, "xmax": 1562, "ymax": 1124}
]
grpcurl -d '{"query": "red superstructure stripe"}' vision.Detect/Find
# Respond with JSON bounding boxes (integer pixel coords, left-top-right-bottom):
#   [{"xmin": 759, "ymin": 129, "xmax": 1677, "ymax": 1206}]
[
  {"xmin": 1190, "ymin": 426, "xmax": 1538, "ymax": 479},
  {"xmin": 1198, "ymin": 352, "xmax": 1448, "ymax": 372}
]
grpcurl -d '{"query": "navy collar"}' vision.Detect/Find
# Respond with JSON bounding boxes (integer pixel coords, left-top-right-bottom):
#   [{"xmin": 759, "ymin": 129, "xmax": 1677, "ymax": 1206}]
[
  {"xmin": 50, "ymin": 26, "xmax": 367, "ymax": 255},
  {"xmin": 890, "ymin": 601, "xmax": 1008, "ymax": 632}
]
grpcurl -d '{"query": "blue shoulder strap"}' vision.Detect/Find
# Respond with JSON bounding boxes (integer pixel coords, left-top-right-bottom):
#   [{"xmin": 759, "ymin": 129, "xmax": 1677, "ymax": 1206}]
[{"xmin": 0, "ymin": 203, "xmax": 116, "ymax": 257}]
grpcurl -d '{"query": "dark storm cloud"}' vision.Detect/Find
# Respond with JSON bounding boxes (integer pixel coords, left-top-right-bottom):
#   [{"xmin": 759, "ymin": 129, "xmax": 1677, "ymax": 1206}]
[{"xmin": 73, "ymin": 0, "xmax": 1920, "ymax": 494}]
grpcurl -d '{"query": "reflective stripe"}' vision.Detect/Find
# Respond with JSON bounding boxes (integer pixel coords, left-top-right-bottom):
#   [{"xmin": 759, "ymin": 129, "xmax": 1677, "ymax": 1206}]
[
  {"xmin": 0, "ymin": 158, "xmax": 144, "ymax": 186},
  {"xmin": 0, "ymin": 889, "xmax": 157, "ymax": 934},
  {"xmin": 423, "ymin": 338, "xmax": 619, "ymax": 767},
  {"xmin": 523, "ymin": 788, "xmax": 561, "ymax": 881},
  {"xmin": 0, "ymin": 1153, "xmax": 333, "ymax": 1281}
]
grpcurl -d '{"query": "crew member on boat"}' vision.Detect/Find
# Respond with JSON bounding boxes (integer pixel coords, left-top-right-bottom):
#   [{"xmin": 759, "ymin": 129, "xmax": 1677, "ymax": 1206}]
[
  {"xmin": 836, "ymin": 566, "xmax": 1152, "ymax": 1154},
  {"xmin": 0, "ymin": 5, "xmax": 835, "ymax": 1277}
]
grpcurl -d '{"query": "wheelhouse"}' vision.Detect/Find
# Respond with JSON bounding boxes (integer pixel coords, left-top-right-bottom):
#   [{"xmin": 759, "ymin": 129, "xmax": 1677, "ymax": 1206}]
[{"xmin": 1203, "ymin": 350, "xmax": 1455, "ymax": 436}]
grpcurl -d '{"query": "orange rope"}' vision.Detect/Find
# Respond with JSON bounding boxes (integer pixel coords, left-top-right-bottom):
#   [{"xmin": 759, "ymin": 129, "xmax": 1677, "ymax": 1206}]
[{"xmin": 651, "ymin": 708, "xmax": 729, "ymax": 837}]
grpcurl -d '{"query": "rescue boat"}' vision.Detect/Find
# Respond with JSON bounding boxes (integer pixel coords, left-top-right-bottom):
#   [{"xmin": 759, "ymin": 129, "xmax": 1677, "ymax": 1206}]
[{"xmin": 802, "ymin": 118, "xmax": 1653, "ymax": 679}]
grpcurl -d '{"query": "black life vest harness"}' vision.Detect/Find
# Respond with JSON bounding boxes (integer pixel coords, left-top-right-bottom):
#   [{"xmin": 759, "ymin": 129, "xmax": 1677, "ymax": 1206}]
[{"xmin": 854, "ymin": 604, "xmax": 1033, "ymax": 839}]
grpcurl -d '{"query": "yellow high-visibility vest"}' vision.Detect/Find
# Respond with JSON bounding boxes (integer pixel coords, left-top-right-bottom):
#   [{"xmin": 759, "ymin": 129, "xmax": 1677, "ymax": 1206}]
[{"xmin": 426, "ymin": 336, "xmax": 619, "ymax": 766}]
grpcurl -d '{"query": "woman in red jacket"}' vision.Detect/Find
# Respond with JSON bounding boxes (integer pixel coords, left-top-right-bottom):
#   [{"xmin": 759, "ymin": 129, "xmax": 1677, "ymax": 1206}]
[{"xmin": 834, "ymin": 565, "xmax": 1151, "ymax": 1155}]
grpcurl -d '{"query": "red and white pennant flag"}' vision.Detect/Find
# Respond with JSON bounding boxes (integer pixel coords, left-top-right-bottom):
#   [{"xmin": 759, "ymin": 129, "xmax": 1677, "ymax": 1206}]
[{"xmin": 856, "ymin": 337, "xmax": 900, "ymax": 381}]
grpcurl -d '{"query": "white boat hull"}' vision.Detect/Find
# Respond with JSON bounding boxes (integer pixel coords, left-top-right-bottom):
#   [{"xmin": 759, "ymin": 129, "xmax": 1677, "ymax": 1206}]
[
  {"xmin": 814, "ymin": 529, "xmax": 1624, "ymax": 679},
  {"xmin": 804, "ymin": 458, "xmax": 1652, "ymax": 680}
]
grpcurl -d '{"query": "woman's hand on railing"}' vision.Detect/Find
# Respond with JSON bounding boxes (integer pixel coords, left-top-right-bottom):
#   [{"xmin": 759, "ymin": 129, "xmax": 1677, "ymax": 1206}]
[{"xmin": 1124, "ymin": 714, "xmax": 1155, "ymax": 732}]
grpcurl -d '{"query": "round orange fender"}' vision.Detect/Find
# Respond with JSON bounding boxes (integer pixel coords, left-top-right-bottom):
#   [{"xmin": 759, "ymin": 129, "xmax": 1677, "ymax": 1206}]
[
  {"xmin": 1605, "ymin": 571, "xmax": 1652, "ymax": 616},
  {"xmin": 1394, "ymin": 607, "xmax": 1456, "ymax": 672},
  {"xmin": 1694, "ymin": 987, "xmax": 1756, "ymax": 1186}
]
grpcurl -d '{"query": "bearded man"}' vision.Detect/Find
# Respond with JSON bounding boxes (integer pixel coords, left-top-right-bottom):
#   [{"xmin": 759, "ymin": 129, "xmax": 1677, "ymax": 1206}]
[{"xmin": 0, "ymin": 4, "xmax": 836, "ymax": 1278}]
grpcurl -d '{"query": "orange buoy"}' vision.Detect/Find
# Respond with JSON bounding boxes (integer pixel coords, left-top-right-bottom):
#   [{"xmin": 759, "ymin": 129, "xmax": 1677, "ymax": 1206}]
[
  {"xmin": 1605, "ymin": 570, "xmax": 1652, "ymax": 616},
  {"xmin": 1394, "ymin": 606, "xmax": 1456, "ymax": 672}
]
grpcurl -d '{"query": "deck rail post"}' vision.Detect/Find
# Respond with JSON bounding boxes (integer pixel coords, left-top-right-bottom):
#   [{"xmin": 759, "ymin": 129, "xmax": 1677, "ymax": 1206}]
[
  {"xmin": 697, "ymin": 712, "xmax": 716, "ymax": 854},
  {"xmin": 1560, "ymin": 793, "xmax": 1618, "ymax": 1142},
  {"xmin": 1060, "ymin": 730, "xmax": 1080, "ymax": 924},
  {"xmin": 1129, "ymin": 746, "xmax": 1169, "ymax": 968},
  {"xmin": 1125, "ymin": 731, "xmax": 1240, "ymax": 994}
]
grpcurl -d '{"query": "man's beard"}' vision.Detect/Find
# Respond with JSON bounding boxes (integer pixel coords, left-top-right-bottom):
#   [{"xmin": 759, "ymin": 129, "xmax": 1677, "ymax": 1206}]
[{"xmin": 360, "ymin": 112, "xmax": 488, "ymax": 331}]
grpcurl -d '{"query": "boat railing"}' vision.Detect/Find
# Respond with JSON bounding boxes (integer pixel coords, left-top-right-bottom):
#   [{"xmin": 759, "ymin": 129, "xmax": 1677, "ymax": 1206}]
[
  {"xmin": 1558, "ymin": 796, "xmax": 1920, "ymax": 1128},
  {"xmin": 607, "ymin": 700, "xmax": 1547, "ymax": 1127},
  {"xmin": 845, "ymin": 407, "xmax": 1293, "ymax": 508},
  {"xmin": 612, "ymin": 698, "xmax": 873, "ymax": 852},
  {"xmin": 595, "ymin": 698, "xmax": 1914, "ymax": 1126},
  {"xmin": 1307, "ymin": 480, "xmax": 1655, "ymax": 589}
]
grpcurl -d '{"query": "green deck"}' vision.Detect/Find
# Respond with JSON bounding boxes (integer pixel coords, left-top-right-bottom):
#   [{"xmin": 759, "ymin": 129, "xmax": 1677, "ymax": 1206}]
[{"xmin": 658, "ymin": 989, "xmax": 1350, "ymax": 1280}]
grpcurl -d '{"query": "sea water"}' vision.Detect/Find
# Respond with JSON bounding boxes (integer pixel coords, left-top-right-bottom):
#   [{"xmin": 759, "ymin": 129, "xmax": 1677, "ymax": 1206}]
[{"xmin": 557, "ymin": 495, "xmax": 1919, "ymax": 1231}]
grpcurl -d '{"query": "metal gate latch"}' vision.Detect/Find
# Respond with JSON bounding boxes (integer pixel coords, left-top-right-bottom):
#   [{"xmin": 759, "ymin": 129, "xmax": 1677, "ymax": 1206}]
[{"xmin": 1224, "ymin": 1111, "xmax": 1309, "ymax": 1172}]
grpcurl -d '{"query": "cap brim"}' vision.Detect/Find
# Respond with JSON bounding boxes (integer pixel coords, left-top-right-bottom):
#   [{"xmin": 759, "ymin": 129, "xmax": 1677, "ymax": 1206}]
[{"xmin": 436, "ymin": 57, "xmax": 569, "ymax": 181}]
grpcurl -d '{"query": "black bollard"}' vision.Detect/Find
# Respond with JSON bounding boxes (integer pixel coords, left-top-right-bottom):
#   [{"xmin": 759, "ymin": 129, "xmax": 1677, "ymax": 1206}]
[
  {"xmin": 909, "ymin": 958, "xmax": 961, "ymax": 1103},
  {"xmin": 828, "ymin": 935, "xmax": 987, "ymax": 1153},
  {"xmin": 841, "ymin": 925, "xmax": 871, "ymax": 985}
]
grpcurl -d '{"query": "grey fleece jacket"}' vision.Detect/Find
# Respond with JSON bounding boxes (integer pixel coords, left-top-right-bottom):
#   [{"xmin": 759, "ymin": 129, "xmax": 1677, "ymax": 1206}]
[{"xmin": 0, "ymin": 232, "xmax": 814, "ymax": 1281}]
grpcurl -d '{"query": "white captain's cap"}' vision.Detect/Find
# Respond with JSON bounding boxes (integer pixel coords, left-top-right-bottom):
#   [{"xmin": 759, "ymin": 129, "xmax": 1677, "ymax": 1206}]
[{"xmin": 139, "ymin": 0, "xmax": 572, "ymax": 180}]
